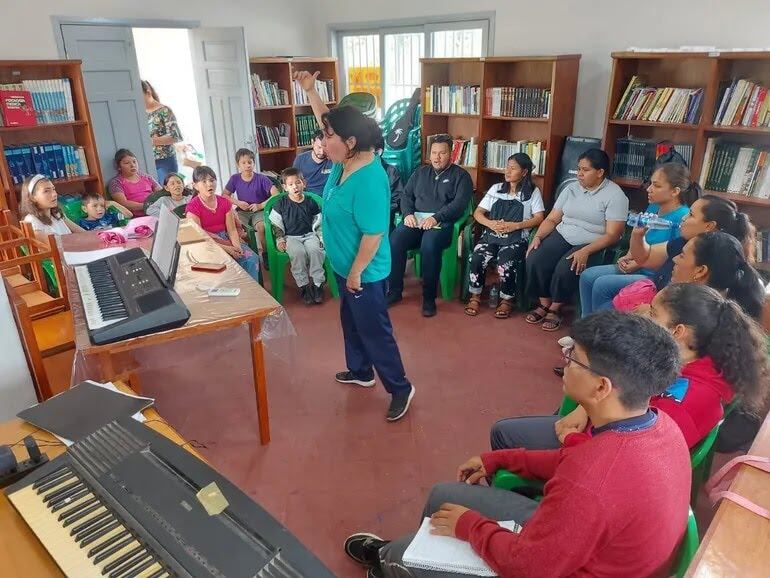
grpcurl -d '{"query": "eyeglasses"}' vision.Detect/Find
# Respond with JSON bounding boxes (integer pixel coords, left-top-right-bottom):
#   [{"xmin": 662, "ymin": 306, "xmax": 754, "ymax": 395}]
[{"xmin": 562, "ymin": 345, "xmax": 602, "ymax": 375}]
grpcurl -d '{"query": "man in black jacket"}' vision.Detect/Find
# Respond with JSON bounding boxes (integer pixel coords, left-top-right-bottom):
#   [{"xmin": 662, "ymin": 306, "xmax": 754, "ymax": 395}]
[{"xmin": 388, "ymin": 134, "xmax": 473, "ymax": 317}]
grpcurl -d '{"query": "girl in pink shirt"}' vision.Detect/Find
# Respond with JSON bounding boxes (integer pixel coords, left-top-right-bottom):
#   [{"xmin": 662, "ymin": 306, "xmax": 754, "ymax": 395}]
[
  {"xmin": 185, "ymin": 165, "xmax": 261, "ymax": 282},
  {"xmin": 107, "ymin": 148, "xmax": 163, "ymax": 216}
]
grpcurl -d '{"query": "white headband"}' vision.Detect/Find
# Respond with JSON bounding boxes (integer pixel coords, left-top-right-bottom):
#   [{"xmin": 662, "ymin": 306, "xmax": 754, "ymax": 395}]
[{"xmin": 28, "ymin": 174, "xmax": 47, "ymax": 193}]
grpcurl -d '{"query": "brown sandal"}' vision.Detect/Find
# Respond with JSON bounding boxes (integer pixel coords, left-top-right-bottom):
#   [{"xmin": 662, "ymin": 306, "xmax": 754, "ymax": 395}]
[
  {"xmin": 526, "ymin": 305, "xmax": 550, "ymax": 324},
  {"xmin": 464, "ymin": 295, "xmax": 482, "ymax": 316},
  {"xmin": 495, "ymin": 298, "xmax": 514, "ymax": 319},
  {"xmin": 542, "ymin": 311, "xmax": 563, "ymax": 332}
]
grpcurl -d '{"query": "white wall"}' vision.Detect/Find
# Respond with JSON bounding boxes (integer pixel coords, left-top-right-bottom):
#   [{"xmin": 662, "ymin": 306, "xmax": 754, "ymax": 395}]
[
  {"xmin": 0, "ymin": 281, "xmax": 38, "ymax": 421},
  {"xmin": 304, "ymin": 0, "xmax": 770, "ymax": 138},
  {"xmin": 0, "ymin": 0, "xmax": 316, "ymax": 61}
]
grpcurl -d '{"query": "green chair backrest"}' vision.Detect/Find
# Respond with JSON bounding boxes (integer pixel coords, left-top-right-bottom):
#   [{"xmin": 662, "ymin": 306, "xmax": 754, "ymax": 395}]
[
  {"xmin": 143, "ymin": 190, "xmax": 171, "ymax": 214},
  {"xmin": 59, "ymin": 195, "xmax": 127, "ymax": 226},
  {"xmin": 673, "ymin": 508, "xmax": 699, "ymax": 578},
  {"xmin": 262, "ymin": 191, "xmax": 324, "ymax": 246},
  {"xmin": 338, "ymin": 92, "xmax": 377, "ymax": 118},
  {"xmin": 380, "ymin": 98, "xmax": 411, "ymax": 137}
]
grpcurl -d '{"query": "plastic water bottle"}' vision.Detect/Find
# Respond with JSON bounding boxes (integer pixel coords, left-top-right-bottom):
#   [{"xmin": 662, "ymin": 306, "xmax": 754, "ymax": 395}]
[
  {"xmin": 488, "ymin": 284, "xmax": 500, "ymax": 308},
  {"xmin": 627, "ymin": 212, "xmax": 673, "ymax": 230}
]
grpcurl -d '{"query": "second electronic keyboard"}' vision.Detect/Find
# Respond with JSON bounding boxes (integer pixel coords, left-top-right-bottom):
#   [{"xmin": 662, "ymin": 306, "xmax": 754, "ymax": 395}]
[{"xmin": 74, "ymin": 248, "xmax": 190, "ymax": 345}]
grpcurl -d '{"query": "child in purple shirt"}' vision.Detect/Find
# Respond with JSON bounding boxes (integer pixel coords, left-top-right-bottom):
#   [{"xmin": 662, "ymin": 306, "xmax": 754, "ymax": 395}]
[{"xmin": 222, "ymin": 148, "xmax": 279, "ymax": 259}]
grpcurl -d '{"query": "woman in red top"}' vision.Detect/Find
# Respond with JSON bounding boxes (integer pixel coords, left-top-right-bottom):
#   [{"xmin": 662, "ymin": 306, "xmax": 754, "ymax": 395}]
[
  {"xmin": 491, "ymin": 283, "xmax": 770, "ymax": 451},
  {"xmin": 185, "ymin": 165, "xmax": 261, "ymax": 282}
]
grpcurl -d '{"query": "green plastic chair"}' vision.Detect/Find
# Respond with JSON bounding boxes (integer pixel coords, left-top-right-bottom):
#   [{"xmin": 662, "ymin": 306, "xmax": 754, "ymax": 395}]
[
  {"xmin": 673, "ymin": 508, "xmax": 699, "ymax": 578},
  {"xmin": 262, "ymin": 192, "xmax": 339, "ymax": 303},
  {"xmin": 380, "ymin": 99, "xmax": 422, "ymax": 182},
  {"xmin": 690, "ymin": 398, "xmax": 739, "ymax": 505},
  {"xmin": 338, "ymin": 92, "xmax": 377, "ymax": 118}
]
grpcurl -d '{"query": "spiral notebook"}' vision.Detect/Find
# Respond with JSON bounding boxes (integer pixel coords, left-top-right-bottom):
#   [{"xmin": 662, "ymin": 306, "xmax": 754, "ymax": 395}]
[{"xmin": 403, "ymin": 517, "xmax": 522, "ymax": 576}]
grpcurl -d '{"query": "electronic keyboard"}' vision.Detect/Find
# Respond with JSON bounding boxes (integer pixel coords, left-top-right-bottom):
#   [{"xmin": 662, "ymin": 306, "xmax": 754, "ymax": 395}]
[
  {"xmin": 74, "ymin": 248, "xmax": 190, "ymax": 345},
  {"xmin": 6, "ymin": 418, "xmax": 334, "ymax": 577}
]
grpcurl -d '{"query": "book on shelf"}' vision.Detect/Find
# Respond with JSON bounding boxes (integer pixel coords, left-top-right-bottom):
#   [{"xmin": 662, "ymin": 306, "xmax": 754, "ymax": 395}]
[
  {"xmin": 699, "ymin": 137, "xmax": 770, "ymax": 197},
  {"xmin": 295, "ymin": 114, "xmax": 320, "ymax": 147},
  {"xmin": 0, "ymin": 91, "xmax": 36, "ymax": 127},
  {"xmin": 0, "ymin": 79, "xmax": 75, "ymax": 125},
  {"xmin": 713, "ymin": 78, "xmax": 770, "ymax": 127},
  {"xmin": 4, "ymin": 142, "xmax": 89, "ymax": 185},
  {"xmin": 484, "ymin": 140, "xmax": 546, "ymax": 175},
  {"xmin": 250, "ymin": 74, "xmax": 289, "ymax": 108},
  {"xmin": 293, "ymin": 79, "xmax": 334, "ymax": 104},
  {"xmin": 256, "ymin": 122, "xmax": 291, "ymax": 149},
  {"xmin": 485, "ymin": 87, "xmax": 551, "ymax": 118},
  {"xmin": 612, "ymin": 139, "xmax": 693, "ymax": 183},
  {"xmin": 755, "ymin": 229, "xmax": 770, "ymax": 264},
  {"xmin": 424, "ymin": 85, "xmax": 480, "ymax": 115},
  {"xmin": 612, "ymin": 76, "xmax": 703, "ymax": 124}
]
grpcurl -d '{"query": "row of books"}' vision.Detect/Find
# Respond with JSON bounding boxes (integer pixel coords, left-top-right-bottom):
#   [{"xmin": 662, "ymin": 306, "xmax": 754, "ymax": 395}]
[
  {"xmin": 424, "ymin": 85, "xmax": 481, "ymax": 115},
  {"xmin": 613, "ymin": 76, "xmax": 703, "ymax": 124},
  {"xmin": 5, "ymin": 142, "xmax": 89, "ymax": 184},
  {"xmin": 296, "ymin": 114, "xmax": 320, "ymax": 147},
  {"xmin": 427, "ymin": 134, "xmax": 478, "ymax": 167},
  {"xmin": 699, "ymin": 138, "xmax": 770, "ymax": 197},
  {"xmin": 293, "ymin": 79, "xmax": 335, "ymax": 105},
  {"xmin": 713, "ymin": 79, "xmax": 770, "ymax": 127},
  {"xmin": 250, "ymin": 74, "xmax": 289, "ymax": 108},
  {"xmin": 0, "ymin": 79, "xmax": 75, "ymax": 126},
  {"xmin": 485, "ymin": 87, "xmax": 551, "ymax": 118},
  {"xmin": 256, "ymin": 123, "xmax": 291, "ymax": 150},
  {"xmin": 754, "ymin": 230, "xmax": 770, "ymax": 264},
  {"xmin": 484, "ymin": 140, "xmax": 546, "ymax": 175},
  {"xmin": 612, "ymin": 139, "xmax": 694, "ymax": 182}
]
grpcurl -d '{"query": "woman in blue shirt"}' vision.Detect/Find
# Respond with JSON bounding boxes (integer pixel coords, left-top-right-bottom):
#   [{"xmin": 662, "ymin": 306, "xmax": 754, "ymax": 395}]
[
  {"xmin": 294, "ymin": 70, "xmax": 414, "ymax": 422},
  {"xmin": 578, "ymin": 163, "xmax": 696, "ymax": 316}
]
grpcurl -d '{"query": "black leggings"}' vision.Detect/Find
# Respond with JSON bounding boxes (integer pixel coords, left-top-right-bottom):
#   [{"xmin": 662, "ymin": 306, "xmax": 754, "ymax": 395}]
[{"xmin": 525, "ymin": 231, "xmax": 587, "ymax": 304}]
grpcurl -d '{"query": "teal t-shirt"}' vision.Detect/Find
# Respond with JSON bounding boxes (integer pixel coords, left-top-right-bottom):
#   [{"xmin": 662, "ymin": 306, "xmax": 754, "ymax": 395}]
[
  {"xmin": 640, "ymin": 203, "xmax": 689, "ymax": 276},
  {"xmin": 322, "ymin": 159, "xmax": 391, "ymax": 282}
]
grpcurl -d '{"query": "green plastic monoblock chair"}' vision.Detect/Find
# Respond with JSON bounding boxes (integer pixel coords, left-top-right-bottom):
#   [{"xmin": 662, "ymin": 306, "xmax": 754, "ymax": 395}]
[
  {"xmin": 380, "ymin": 98, "xmax": 422, "ymax": 182},
  {"xmin": 338, "ymin": 92, "xmax": 377, "ymax": 118},
  {"xmin": 262, "ymin": 192, "xmax": 339, "ymax": 303}
]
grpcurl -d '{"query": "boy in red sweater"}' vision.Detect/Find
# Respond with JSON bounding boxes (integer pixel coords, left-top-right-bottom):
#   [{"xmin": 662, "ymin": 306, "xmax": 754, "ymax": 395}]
[{"xmin": 345, "ymin": 311, "xmax": 691, "ymax": 577}]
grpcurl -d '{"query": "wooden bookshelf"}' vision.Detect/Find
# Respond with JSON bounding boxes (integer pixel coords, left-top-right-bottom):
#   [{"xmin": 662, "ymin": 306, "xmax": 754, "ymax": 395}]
[
  {"xmin": 249, "ymin": 57, "xmax": 339, "ymax": 174},
  {"xmin": 420, "ymin": 55, "xmax": 580, "ymax": 205},
  {"xmin": 602, "ymin": 51, "xmax": 770, "ymax": 224},
  {"xmin": 0, "ymin": 60, "xmax": 103, "ymax": 214}
]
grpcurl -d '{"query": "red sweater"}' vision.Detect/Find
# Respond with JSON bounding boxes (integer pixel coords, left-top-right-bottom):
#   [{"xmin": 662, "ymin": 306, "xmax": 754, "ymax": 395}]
[
  {"xmin": 651, "ymin": 356, "xmax": 733, "ymax": 448},
  {"xmin": 455, "ymin": 411, "xmax": 691, "ymax": 578}
]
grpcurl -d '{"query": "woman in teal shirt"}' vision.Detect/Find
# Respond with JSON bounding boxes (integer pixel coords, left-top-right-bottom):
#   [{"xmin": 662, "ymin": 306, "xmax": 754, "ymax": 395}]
[
  {"xmin": 578, "ymin": 162, "xmax": 697, "ymax": 316},
  {"xmin": 294, "ymin": 70, "xmax": 414, "ymax": 422}
]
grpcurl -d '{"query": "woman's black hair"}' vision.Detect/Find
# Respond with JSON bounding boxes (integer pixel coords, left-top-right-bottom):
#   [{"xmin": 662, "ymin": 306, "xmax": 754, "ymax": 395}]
[
  {"xmin": 660, "ymin": 283, "xmax": 770, "ymax": 416},
  {"xmin": 320, "ymin": 106, "xmax": 382, "ymax": 158},
  {"xmin": 113, "ymin": 148, "xmax": 136, "ymax": 168},
  {"xmin": 654, "ymin": 162, "xmax": 701, "ymax": 206},
  {"xmin": 163, "ymin": 172, "xmax": 183, "ymax": 186},
  {"xmin": 578, "ymin": 148, "xmax": 610, "ymax": 175},
  {"xmin": 141, "ymin": 80, "xmax": 159, "ymax": 102},
  {"xmin": 192, "ymin": 165, "xmax": 217, "ymax": 183},
  {"xmin": 699, "ymin": 194, "xmax": 752, "ymax": 248},
  {"xmin": 502, "ymin": 152, "xmax": 534, "ymax": 201},
  {"xmin": 691, "ymin": 232, "xmax": 764, "ymax": 320}
]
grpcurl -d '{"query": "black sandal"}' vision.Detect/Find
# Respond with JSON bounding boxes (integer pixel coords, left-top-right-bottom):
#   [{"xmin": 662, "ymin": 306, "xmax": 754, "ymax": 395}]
[
  {"xmin": 525, "ymin": 305, "xmax": 550, "ymax": 324},
  {"xmin": 542, "ymin": 311, "xmax": 563, "ymax": 332}
]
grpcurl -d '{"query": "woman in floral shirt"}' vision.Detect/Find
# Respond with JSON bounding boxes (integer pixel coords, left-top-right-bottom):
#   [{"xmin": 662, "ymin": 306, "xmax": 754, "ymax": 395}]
[{"xmin": 142, "ymin": 80, "xmax": 183, "ymax": 183}]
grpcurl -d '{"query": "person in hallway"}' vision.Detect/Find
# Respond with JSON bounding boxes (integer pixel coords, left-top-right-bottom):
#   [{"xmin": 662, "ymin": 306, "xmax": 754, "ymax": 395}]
[
  {"xmin": 578, "ymin": 162, "xmax": 695, "ymax": 316},
  {"xmin": 143, "ymin": 80, "xmax": 183, "ymax": 184},
  {"xmin": 525, "ymin": 148, "xmax": 628, "ymax": 331},
  {"xmin": 464, "ymin": 153, "xmax": 545, "ymax": 319},
  {"xmin": 294, "ymin": 69, "xmax": 414, "ymax": 422},
  {"xmin": 107, "ymin": 148, "xmax": 164, "ymax": 216},
  {"xmin": 293, "ymin": 129, "xmax": 334, "ymax": 193},
  {"xmin": 344, "ymin": 311, "xmax": 690, "ymax": 578},
  {"xmin": 388, "ymin": 134, "xmax": 473, "ymax": 317}
]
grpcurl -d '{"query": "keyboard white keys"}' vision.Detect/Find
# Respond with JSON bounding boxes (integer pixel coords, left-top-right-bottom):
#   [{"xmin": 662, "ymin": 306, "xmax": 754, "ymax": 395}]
[{"xmin": 74, "ymin": 265, "xmax": 127, "ymax": 330}]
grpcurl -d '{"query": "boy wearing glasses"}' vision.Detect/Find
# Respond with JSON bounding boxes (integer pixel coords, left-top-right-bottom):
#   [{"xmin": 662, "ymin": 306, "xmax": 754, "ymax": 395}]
[{"xmin": 343, "ymin": 311, "xmax": 691, "ymax": 578}]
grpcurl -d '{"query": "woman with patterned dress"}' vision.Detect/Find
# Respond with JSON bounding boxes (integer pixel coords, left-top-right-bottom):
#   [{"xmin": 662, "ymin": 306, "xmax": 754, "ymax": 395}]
[{"xmin": 142, "ymin": 80, "xmax": 183, "ymax": 183}]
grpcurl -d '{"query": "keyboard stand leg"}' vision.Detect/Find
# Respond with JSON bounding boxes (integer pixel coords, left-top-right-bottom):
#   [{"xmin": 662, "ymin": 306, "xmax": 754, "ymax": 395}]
[{"xmin": 249, "ymin": 317, "xmax": 270, "ymax": 445}]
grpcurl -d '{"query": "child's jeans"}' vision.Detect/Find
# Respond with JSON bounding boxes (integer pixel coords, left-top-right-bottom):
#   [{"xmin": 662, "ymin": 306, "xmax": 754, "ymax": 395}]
[{"xmin": 215, "ymin": 232, "xmax": 261, "ymax": 283}]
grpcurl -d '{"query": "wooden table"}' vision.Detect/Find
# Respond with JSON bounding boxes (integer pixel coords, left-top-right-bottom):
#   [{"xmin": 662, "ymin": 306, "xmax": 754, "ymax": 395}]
[
  {"xmin": 687, "ymin": 411, "xmax": 770, "ymax": 577},
  {"xmin": 61, "ymin": 221, "xmax": 283, "ymax": 444},
  {"xmin": 0, "ymin": 381, "xmax": 204, "ymax": 577}
]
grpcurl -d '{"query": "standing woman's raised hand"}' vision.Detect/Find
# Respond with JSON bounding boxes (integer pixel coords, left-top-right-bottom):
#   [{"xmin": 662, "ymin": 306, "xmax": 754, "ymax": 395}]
[{"xmin": 293, "ymin": 70, "xmax": 320, "ymax": 92}]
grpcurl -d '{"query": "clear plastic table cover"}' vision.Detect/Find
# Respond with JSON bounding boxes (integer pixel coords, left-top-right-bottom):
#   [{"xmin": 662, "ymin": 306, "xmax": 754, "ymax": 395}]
[{"xmin": 59, "ymin": 226, "xmax": 296, "ymax": 405}]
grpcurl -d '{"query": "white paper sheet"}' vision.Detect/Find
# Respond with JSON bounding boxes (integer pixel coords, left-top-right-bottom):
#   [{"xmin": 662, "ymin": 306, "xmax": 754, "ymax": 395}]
[{"xmin": 63, "ymin": 247, "xmax": 126, "ymax": 266}]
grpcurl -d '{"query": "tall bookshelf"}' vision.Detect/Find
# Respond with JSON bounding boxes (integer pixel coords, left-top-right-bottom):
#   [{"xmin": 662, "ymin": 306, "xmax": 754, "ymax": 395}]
[
  {"xmin": 249, "ymin": 57, "xmax": 338, "ymax": 174},
  {"xmin": 0, "ymin": 60, "xmax": 103, "ymax": 214},
  {"xmin": 420, "ymin": 55, "xmax": 580, "ymax": 205},
  {"xmin": 602, "ymin": 51, "xmax": 770, "ymax": 225}
]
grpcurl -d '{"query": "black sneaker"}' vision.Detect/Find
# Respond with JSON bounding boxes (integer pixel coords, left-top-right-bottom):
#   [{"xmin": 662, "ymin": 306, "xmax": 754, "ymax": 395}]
[
  {"xmin": 312, "ymin": 284, "xmax": 324, "ymax": 304},
  {"xmin": 387, "ymin": 386, "xmax": 415, "ymax": 421},
  {"xmin": 553, "ymin": 366, "xmax": 564, "ymax": 378},
  {"xmin": 335, "ymin": 371, "xmax": 376, "ymax": 388},
  {"xmin": 367, "ymin": 567, "xmax": 383, "ymax": 578},
  {"xmin": 344, "ymin": 532, "xmax": 389, "ymax": 567},
  {"xmin": 421, "ymin": 299, "xmax": 437, "ymax": 317},
  {"xmin": 300, "ymin": 285, "xmax": 313, "ymax": 305},
  {"xmin": 386, "ymin": 292, "xmax": 402, "ymax": 307}
]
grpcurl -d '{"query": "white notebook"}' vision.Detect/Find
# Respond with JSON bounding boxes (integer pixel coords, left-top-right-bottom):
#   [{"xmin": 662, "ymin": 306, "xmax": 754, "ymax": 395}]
[{"xmin": 403, "ymin": 517, "xmax": 522, "ymax": 576}]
